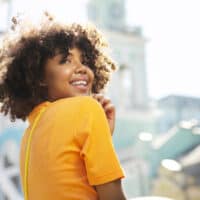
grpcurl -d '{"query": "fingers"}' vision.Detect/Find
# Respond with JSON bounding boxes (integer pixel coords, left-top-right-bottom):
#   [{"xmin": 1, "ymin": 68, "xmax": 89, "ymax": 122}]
[
  {"xmin": 92, "ymin": 93, "xmax": 116, "ymax": 135},
  {"xmin": 92, "ymin": 94, "xmax": 110, "ymax": 106},
  {"xmin": 92, "ymin": 93, "xmax": 104, "ymax": 103},
  {"xmin": 104, "ymin": 103, "xmax": 115, "ymax": 112},
  {"xmin": 103, "ymin": 103, "xmax": 115, "ymax": 119},
  {"xmin": 92, "ymin": 93, "xmax": 115, "ymax": 118}
]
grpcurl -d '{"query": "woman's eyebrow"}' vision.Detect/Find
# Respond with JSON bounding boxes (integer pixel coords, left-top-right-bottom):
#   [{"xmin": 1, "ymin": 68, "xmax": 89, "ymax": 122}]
[{"xmin": 60, "ymin": 52, "xmax": 72, "ymax": 60}]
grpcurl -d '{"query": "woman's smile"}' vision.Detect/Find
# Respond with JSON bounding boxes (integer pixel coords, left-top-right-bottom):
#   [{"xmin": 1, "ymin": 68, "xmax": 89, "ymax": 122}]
[{"xmin": 44, "ymin": 48, "xmax": 94, "ymax": 101}]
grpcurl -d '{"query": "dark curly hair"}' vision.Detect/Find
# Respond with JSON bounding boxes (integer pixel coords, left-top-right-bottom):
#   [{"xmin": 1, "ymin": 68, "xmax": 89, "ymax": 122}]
[{"xmin": 0, "ymin": 12, "xmax": 117, "ymax": 121}]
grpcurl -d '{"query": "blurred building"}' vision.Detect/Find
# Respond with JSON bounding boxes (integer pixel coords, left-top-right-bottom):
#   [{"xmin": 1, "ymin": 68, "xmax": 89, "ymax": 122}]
[
  {"xmin": 0, "ymin": 126, "xmax": 25, "ymax": 200},
  {"xmin": 151, "ymin": 120, "xmax": 200, "ymax": 200},
  {"xmin": 157, "ymin": 95, "xmax": 200, "ymax": 133},
  {"xmin": 146, "ymin": 95, "xmax": 200, "ymax": 200},
  {"xmin": 87, "ymin": 0, "xmax": 159, "ymax": 198},
  {"xmin": 180, "ymin": 145, "xmax": 200, "ymax": 200},
  {"xmin": 87, "ymin": 0, "xmax": 149, "ymax": 110},
  {"xmin": 87, "ymin": 0, "xmax": 126, "ymax": 31},
  {"xmin": 83, "ymin": 1, "xmax": 200, "ymax": 198}
]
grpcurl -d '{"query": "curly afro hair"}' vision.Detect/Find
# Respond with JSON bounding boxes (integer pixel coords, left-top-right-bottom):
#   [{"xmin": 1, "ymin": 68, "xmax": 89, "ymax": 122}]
[{"xmin": 0, "ymin": 12, "xmax": 117, "ymax": 121}]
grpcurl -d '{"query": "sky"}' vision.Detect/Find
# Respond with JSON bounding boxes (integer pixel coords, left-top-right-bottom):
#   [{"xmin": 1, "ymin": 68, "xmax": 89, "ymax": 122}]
[
  {"xmin": 126, "ymin": 0, "xmax": 200, "ymax": 99},
  {"xmin": 1, "ymin": 0, "xmax": 200, "ymax": 99}
]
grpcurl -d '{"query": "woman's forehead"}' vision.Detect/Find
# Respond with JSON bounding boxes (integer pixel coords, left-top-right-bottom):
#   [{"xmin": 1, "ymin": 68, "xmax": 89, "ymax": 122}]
[{"xmin": 48, "ymin": 47, "xmax": 83, "ymax": 62}]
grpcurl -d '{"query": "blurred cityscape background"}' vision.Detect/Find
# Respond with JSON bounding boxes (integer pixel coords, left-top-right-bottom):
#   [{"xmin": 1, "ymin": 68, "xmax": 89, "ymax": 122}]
[{"xmin": 1, "ymin": 0, "xmax": 200, "ymax": 199}]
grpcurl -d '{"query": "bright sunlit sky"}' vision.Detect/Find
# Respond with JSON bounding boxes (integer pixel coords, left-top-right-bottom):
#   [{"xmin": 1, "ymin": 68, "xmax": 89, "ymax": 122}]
[
  {"xmin": 126, "ymin": 0, "xmax": 200, "ymax": 99},
  {"xmin": 1, "ymin": 0, "xmax": 200, "ymax": 99}
]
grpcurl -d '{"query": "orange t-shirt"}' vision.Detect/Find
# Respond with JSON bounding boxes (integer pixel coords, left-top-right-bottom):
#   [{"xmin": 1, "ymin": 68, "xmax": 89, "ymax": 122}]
[{"xmin": 20, "ymin": 96, "xmax": 124, "ymax": 200}]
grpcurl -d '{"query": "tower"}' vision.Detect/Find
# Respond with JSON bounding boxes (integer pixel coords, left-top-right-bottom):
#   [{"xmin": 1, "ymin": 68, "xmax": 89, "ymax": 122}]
[
  {"xmin": 87, "ymin": 0, "xmax": 126, "ymax": 30},
  {"xmin": 87, "ymin": 0, "xmax": 149, "ymax": 110}
]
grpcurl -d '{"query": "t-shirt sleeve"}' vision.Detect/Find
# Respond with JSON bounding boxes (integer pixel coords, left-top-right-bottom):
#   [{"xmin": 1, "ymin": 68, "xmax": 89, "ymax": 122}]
[{"xmin": 76, "ymin": 97, "xmax": 124, "ymax": 185}]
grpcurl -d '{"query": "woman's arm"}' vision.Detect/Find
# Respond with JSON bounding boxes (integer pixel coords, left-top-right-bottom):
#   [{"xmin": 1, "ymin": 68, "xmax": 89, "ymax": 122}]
[
  {"xmin": 80, "ymin": 97, "xmax": 126, "ymax": 199},
  {"xmin": 95, "ymin": 179, "xmax": 126, "ymax": 200}
]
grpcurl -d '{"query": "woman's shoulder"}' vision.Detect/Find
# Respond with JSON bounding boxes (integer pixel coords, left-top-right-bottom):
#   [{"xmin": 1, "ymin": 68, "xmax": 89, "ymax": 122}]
[{"xmin": 51, "ymin": 96, "xmax": 100, "ymax": 110}]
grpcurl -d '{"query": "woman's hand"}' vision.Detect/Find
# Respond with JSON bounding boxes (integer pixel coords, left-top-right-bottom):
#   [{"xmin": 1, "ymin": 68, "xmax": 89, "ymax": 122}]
[{"xmin": 92, "ymin": 94, "xmax": 115, "ymax": 136}]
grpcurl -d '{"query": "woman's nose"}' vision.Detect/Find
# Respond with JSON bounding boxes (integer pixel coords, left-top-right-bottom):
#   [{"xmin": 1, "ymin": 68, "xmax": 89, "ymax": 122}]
[{"xmin": 75, "ymin": 63, "xmax": 87, "ymax": 74}]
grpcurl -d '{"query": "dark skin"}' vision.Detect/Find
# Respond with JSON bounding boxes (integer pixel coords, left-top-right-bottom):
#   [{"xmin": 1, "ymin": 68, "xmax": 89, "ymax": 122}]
[
  {"xmin": 92, "ymin": 93, "xmax": 116, "ymax": 135},
  {"xmin": 95, "ymin": 179, "xmax": 126, "ymax": 200},
  {"xmin": 44, "ymin": 48, "xmax": 126, "ymax": 200}
]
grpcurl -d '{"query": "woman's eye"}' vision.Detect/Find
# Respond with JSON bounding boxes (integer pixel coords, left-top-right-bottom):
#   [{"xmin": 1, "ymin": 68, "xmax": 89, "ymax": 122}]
[{"xmin": 60, "ymin": 58, "xmax": 71, "ymax": 64}]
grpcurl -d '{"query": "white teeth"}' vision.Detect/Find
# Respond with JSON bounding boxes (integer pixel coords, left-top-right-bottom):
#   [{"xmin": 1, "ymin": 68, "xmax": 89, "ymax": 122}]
[{"xmin": 71, "ymin": 80, "xmax": 87, "ymax": 86}]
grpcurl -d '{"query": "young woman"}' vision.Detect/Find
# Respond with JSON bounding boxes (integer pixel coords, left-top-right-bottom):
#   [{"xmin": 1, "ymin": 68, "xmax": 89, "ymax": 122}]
[{"xmin": 0, "ymin": 13, "xmax": 126, "ymax": 200}]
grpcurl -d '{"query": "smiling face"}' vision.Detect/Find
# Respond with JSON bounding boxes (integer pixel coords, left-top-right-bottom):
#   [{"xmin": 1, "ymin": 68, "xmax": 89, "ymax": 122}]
[{"xmin": 43, "ymin": 48, "xmax": 94, "ymax": 101}]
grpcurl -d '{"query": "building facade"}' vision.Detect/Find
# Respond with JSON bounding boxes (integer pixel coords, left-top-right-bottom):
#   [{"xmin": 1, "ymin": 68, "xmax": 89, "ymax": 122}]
[
  {"xmin": 87, "ymin": 0, "xmax": 149, "ymax": 111},
  {"xmin": 157, "ymin": 95, "xmax": 200, "ymax": 133},
  {"xmin": 87, "ymin": 0, "xmax": 159, "ymax": 198}
]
